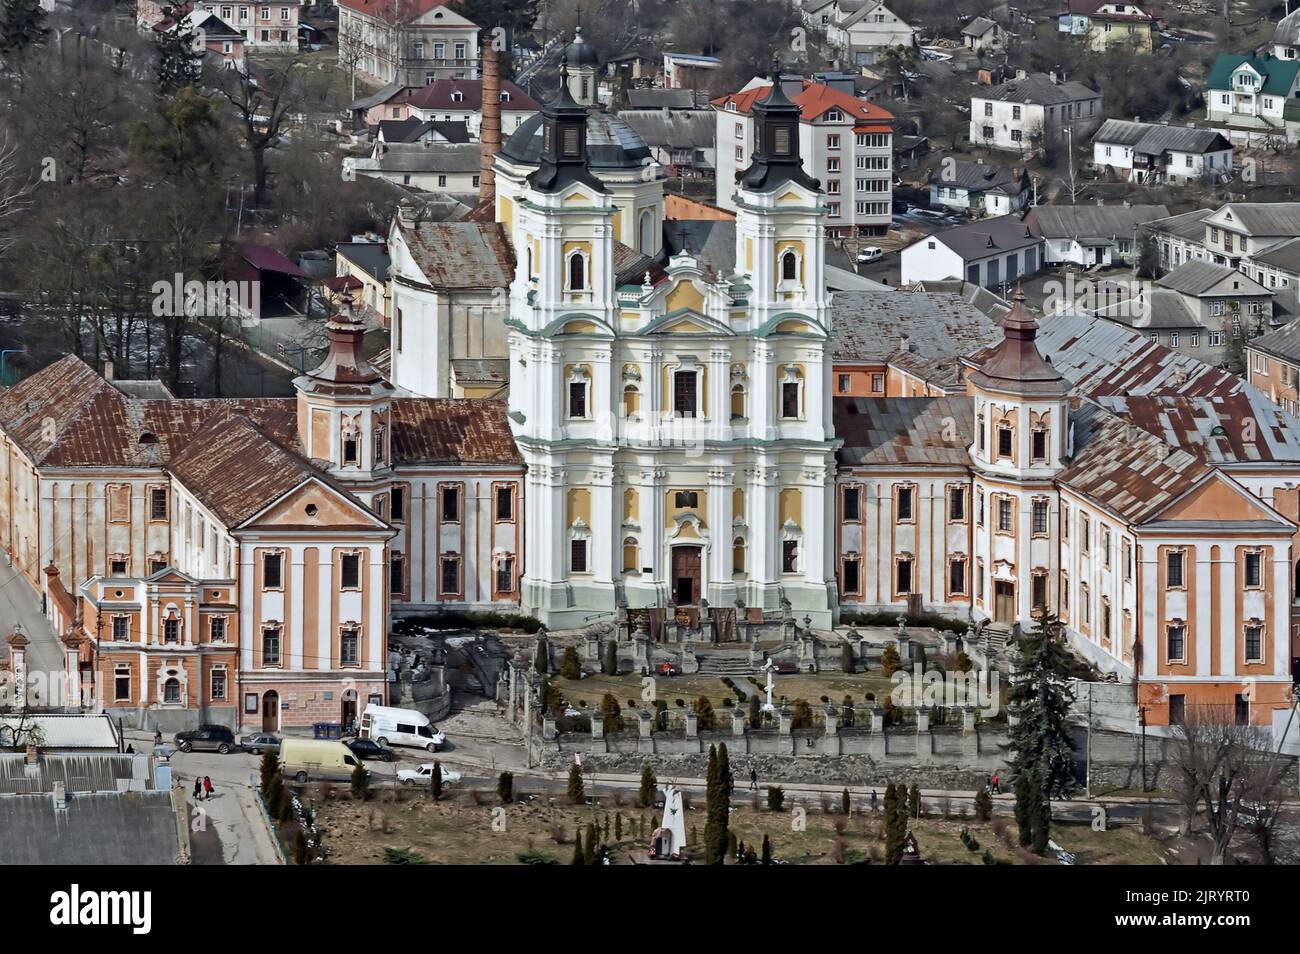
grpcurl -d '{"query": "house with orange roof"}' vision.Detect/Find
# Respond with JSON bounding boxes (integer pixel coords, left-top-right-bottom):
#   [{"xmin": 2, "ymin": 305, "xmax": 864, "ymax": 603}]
[{"xmin": 712, "ymin": 77, "xmax": 896, "ymax": 237}]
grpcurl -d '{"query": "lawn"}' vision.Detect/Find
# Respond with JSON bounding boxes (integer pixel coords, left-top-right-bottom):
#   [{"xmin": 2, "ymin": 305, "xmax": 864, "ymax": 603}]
[{"xmin": 310, "ymin": 783, "xmax": 1171, "ymax": 865}]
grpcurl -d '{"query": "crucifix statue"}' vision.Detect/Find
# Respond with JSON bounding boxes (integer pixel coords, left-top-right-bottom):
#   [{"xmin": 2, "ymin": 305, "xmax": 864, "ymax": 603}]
[{"xmin": 761, "ymin": 657, "xmax": 777, "ymax": 712}]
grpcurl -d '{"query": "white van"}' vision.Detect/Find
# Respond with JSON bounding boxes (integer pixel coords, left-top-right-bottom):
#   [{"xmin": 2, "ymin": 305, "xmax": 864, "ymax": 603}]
[
  {"xmin": 280, "ymin": 738, "xmax": 368, "ymax": 784},
  {"xmin": 359, "ymin": 704, "xmax": 445, "ymax": 753}
]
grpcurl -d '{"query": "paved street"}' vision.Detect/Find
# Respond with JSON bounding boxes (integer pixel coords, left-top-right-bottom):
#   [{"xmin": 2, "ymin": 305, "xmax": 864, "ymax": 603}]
[
  {"xmin": 163, "ymin": 746, "xmax": 284, "ymax": 866},
  {"xmin": 0, "ymin": 558, "xmax": 63, "ymax": 698}
]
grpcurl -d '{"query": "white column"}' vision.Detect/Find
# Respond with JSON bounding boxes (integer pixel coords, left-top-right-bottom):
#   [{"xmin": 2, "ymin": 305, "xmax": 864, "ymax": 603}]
[
  {"xmin": 1195, "ymin": 542, "xmax": 1212, "ymax": 677},
  {"xmin": 317, "ymin": 554, "xmax": 332, "ymax": 674},
  {"xmin": 291, "ymin": 546, "xmax": 305, "ymax": 671},
  {"xmin": 707, "ymin": 467, "xmax": 731, "ymax": 590}
]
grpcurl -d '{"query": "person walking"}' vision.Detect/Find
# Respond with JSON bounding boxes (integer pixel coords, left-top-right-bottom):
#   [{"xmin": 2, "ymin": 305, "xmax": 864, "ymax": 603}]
[
  {"xmin": 990, "ymin": 771, "xmax": 1000, "ymax": 795},
  {"xmin": 192, "ymin": 777, "xmax": 203, "ymax": 801},
  {"xmin": 748, "ymin": 768, "xmax": 759, "ymax": 792},
  {"xmin": 203, "ymin": 776, "xmax": 214, "ymax": 800},
  {"xmin": 870, "ymin": 789, "xmax": 878, "ymax": 812}
]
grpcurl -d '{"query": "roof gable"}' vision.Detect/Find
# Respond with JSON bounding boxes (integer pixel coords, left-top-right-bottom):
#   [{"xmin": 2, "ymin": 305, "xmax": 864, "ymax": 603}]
[
  {"xmin": 243, "ymin": 477, "xmax": 389, "ymax": 531},
  {"xmin": 1145, "ymin": 470, "xmax": 1290, "ymax": 528}
]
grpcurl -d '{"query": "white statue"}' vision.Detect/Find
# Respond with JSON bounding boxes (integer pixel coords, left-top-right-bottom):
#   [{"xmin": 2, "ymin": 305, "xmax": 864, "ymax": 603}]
[
  {"xmin": 652, "ymin": 783, "xmax": 687, "ymax": 859},
  {"xmin": 762, "ymin": 658, "xmax": 776, "ymax": 712}
]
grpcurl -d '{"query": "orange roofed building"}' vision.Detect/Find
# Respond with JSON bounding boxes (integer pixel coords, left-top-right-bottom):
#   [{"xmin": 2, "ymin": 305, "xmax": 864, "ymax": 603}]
[
  {"xmin": 0, "ymin": 296, "xmax": 523, "ymax": 734},
  {"xmin": 712, "ymin": 77, "xmax": 895, "ymax": 237}
]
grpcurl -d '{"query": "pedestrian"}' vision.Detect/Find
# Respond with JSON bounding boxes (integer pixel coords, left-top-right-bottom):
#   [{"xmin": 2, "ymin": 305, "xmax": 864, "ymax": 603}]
[
  {"xmin": 203, "ymin": 775, "xmax": 214, "ymax": 800},
  {"xmin": 870, "ymin": 789, "xmax": 878, "ymax": 812},
  {"xmin": 749, "ymin": 768, "xmax": 758, "ymax": 792},
  {"xmin": 991, "ymin": 771, "xmax": 1000, "ymax": 794},
  {"xmin": 193, "ymin": 777, "xmax": 203, "ymax": 801}
]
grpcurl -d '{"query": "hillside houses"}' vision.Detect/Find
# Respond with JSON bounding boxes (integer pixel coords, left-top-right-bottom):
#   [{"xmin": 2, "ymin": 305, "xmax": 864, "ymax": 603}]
[
  {"xmin": 1091, "ymin": 119, "xmax": 1233, "ymax": 185},
  {"xmin": 970, "ymin": 72, "xmax": 1103, "ymax": 155},
  {"xmin": 1204, "ymin": 52, "xmax": 1300, "ymax": 145}
]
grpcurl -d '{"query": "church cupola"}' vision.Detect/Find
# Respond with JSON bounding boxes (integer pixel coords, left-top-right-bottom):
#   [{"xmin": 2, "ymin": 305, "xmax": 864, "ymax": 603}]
[
  {"xmin": 968, "ymin": 291, "xmax": 1070, "ymax": 478},
  {"xmin": 737, "ymin": 69, "xmax": 820, "ymax": 194},
  {"xmin": 562, "ymin": 25, "xmax": 600, "ymax": 106},
  {"xmin": 527, "ymin": 68, "xmax": 608, "ymax": 196},
  {"xmin": 295, "ymin": 290, "xmax": 393, "ymax": 480}
]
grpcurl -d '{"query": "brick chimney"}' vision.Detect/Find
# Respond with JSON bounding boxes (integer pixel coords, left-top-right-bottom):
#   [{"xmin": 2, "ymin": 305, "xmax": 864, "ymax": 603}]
[
  {"xmin": 478, "ymin": 44, "xmax": 501, "ymax": 207},
  {"xmin": 25, "ymin": 743, "xmax": 37, "ymax": 764}
]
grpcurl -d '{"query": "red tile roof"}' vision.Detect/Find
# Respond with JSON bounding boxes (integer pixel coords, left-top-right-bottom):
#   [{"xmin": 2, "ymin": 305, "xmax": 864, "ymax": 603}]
[{"xmin": 711, "ymin": 81, "xmax": 893, "ymax": 126}]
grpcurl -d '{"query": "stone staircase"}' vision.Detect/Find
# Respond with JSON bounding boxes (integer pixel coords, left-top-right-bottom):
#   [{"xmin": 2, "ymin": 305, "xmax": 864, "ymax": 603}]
[{"xmin": 696, "ymin": 651, "xmax": 758, "ymax": 676}]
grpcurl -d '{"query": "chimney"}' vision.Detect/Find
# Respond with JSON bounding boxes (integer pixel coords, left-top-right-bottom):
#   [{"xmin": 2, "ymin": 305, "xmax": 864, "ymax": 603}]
[
  {"xmin": 52, "ymin": 781, "xmax": 68, "ymax": 812},
  {"xmin": 899, "ymin": 335, "xmax": 911, "ymax": 352},
  {"xmin": 478, "ymin": 44, "xmax": 501, "ymax": 207},
  {"xmin": 103, "ymin": 360, "xmax": 114, "ymax": 381},
  {"xmin": 24, "ymin": 744, "xmax": 37, "ymax": 765}
]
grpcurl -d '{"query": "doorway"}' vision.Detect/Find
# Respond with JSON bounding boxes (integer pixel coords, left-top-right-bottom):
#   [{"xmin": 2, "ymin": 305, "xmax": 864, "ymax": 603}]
[
  {"xmin": 671, "ymin": 545, "xmax": 702, "ymax": 607},
  {"xmin": 993, "ymin": 581, "xmax": 1015, "ymax": 624},
  {"xmin": 341, "ymin": 689, "xmax": 358, "ymax": 733},
  {"xmin": 262, "ymin": 690, "xmax": 280, "ymax": 732}
]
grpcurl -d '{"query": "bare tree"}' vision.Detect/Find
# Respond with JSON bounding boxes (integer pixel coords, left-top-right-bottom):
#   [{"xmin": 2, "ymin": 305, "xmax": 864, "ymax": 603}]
[
  {"xmin": 207, "ymin": 55, "xmax": 315, "ymax": 207},
  {"xmin": 0, "ymin": 130, "xmax": 35, "ymax": 260},
  {"xmin": 1169, "ymin": 704, "xmax": 1288, "ymax": 865}
]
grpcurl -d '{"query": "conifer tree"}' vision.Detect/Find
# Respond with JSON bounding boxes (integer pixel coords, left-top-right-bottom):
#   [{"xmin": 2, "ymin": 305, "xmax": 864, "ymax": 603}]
[
  {"xmin": 761, "ymin": 833, "xmax": 773, "ymax": 865},
  {"xmin": 703, "ymin": 745, "xmax": 728, "ymax": 864},
  {"xmin": 908, "ymin": 783, "xmax": 922, "ymax": 819},
  {"xmin": 0, "ymin": 0, "xmax": 48, "ymax": 56},
  {"xmin": 1014, "ymin": 770, "xmax": 1033, "ymax": 847},
  {"xmin": 748, "ymin": 693, "xmax": 761, "ymax": 727},
  {"xmin": 430, "ymin": 760, "xmax": 444, "ymax": 801},
  {"xmin": 497, "ymin": 770, "xmax": 514, "ymax": 804},
  {"xmin": 1008, "ymin": 612, "xmax": 1077, "ymax": 799},
  {"xmin": 842, "ymin": 788, "xmax": 851, "ymax": 815},
  {"xmin": 884, "ymin": 782, "xmax": 904, "ymax": 864},
  {"xmin": 567, "ymin": 762, "xmax": 585, "ymax": 804},
  {"xmin": 1030, "ymin": 769, "xmax": 1052, "ymax": 854},
  {"xmin": 880, "ymin": 643, "xmax": 902, "ymax": 677},
  {"xmin": 154, "ymin": 20, "xmax": 201, "ymax": 95},
  {"xmin": 572, "ymin": 829, "xmax": 585, "ymax": 865},
  {"xmin": 560, "ymin": 646, "xmax": 582, "ymax": 679},
  {"xmin": 534, "ymin": 634, "xmax": 549, "ymax": 675},
  {"xmin": 615, "ymin": 812, "xmax": 623, "ymax": 841},
  {"xmin": 602, "ymin": 639, "xmax": 618, "ymax": 675},
  {"xmin": 974, "ymin": 786, "xmax": 993, "ymax": 823},
  {"xmin": 584, "ymin": 822, "xmax": 598, "ymax": 864},
  {"xmin": 259, "ymin": 750, "xmax": 279, "ymax": 794},
  {"xmin": 638, "ymin": 763, "xmax": 657, "ymax": 807},
  {"xmin": 350, "ymin": 760, "xmax": 369, "ymax": 800}
]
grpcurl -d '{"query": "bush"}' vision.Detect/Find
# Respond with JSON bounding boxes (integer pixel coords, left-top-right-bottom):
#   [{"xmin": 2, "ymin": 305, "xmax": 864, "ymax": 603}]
[
  {"xmin": 383, "ymin": 847, "xmax": 429, "ymax": 864},
  {"xmin": 430, "ymin": 761, "xmax": 444, "ymax": 801},
  {"xmin": 497, "ymin": 771, "xmax": 514, "ymax": 804},
  {"xmin": 639, "ymin": 763, "xmax": 657, "ymax": 807},
  {"xmin": 598, "ymin": 693, "xmax": 624, "ymax": 732},
  {"xmin": 517, "ymin": 849, "xmax": 559, "ymax": 864},
  {"xmin": 880, "ymin": 644, "xmax": 902, "ymax": 677},
  {"xmin": 766, "ymin": 785, "xmax": 786, "ymax": 812},
  {"xmin": 790, "ymin": 698, "xmax": 814, "ymax": 729},
  {"xmin": 693, "ymin": 695, "xmax": 716, "ymax": 730},
  {"xmin": 560, "ymin": 646, "xmax": 582, "ymax": 680},
  {"xmin": 974, "ymin": 787, "xmax": 992, "ymax": 823},
  {"xmin": 567, "ymin": 763, "xmax": 585, "ymax": 805},
  {"xmin": 350, "ymin": 761, "xmax": 369, "ymax": 801},
  {"xmin": 841, "ymin": 639, "xmax": 855, "ymax": 673},
  {"xmin": 954, "ymin": 651, "xmax": 973, "ymax": 673}
]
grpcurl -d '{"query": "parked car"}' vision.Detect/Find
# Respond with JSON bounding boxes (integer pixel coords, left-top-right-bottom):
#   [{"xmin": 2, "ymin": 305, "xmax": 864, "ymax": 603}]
[
  {"xmin": 345, "ymin": 738, "xmax": 398, "ymax": 762},
  {"xmin": 280, "ymin": 739, "xmax": 367, "ymax": 784},
  {"xmin": 397, "ymin": 763, "xmax": 463, "ymax": 786},
  {"xmin": 359, "ymin": 704, "xmax": 445, "ymax": 752},
  {"xmin": 174, "ymin": 726, "xmax": 237, "ymax": 754},
  {"xmin": 910, "ymin": 208, "xmax": 946, "ymax": 221},
  {"xmin": 856, "ymin": 246, "xmax": 883, "ymax": 263},
  {"xmin": 240, "ymin": 732, "xmax": 281, "ymax": 755}
]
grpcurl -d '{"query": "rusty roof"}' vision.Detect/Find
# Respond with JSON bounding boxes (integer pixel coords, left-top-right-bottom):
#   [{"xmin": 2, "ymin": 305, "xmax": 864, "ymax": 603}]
[
  {"xmin": 835, "ymin": 397, "xmax": 974, "ymax": 468},
  {"xmin": 1022, "ymin": 312, "xmax": 1243, "ymax": 398},
  {"xmin": 166, "ymin": 413, "xmax": 326, "ymax": 527},
  {"xmin": 1059, "ymin": 399, "xmax": 1210, "ymax": 525},
  {"xmin": 1097, "ymin": 392, "xmax": 1300, "ymax": 466},
  {"xmin": 398, "ymin": 221, "xmax": 514, "ymax": 290},
  {"xmin": 391, "ymin": 398, "xmax": 522, "ymax": 465}
]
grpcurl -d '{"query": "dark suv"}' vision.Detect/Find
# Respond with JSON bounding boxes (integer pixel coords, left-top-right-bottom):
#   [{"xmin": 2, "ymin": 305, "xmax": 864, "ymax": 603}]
[{"xmin": 174, "ymin": 725, "xmax": 237, "ymax": 754}]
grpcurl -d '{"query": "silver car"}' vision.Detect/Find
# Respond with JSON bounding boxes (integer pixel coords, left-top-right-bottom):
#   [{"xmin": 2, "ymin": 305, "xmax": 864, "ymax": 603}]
[{"xmin": 240, "ymin": 732, "xmax": 281, "ymax": 755}]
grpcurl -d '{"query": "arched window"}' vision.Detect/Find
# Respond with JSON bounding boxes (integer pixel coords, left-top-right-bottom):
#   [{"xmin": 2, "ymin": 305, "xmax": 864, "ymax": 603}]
[
  {"xmin": 623, "ymin": 384, "xmax": 641, "ymax": 417},
  {"xmin": 163, "ymin": 678, "xmax": 181, "ymax": 703},
  {"xmin": 781, "ymin": 249, "xmax": 798, "ymax": 282},
  {"xmin": 733, "ymin": 537, "xmax": 746, "ymax": 574},
  {"xmin": 730, "ymin": 384, "xmax": 746, "ymax": 421},
  {"xmin": 622, "ymin": 537, "xmax": 639, "ymax": 573},
  {"xmin": 638, "ymin": 209, "xmax": 654, "ymax": 253},
  {"xmin": 567, "ymin": 250, "xmax": 587, "ymax": 291}
]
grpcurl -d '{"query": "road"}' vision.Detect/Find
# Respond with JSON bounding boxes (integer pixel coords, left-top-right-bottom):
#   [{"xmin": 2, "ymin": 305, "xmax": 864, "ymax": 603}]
[
  {"xmin": 0, "ymin": 557, "xmax": 64, "ymax": 703},
  {"xmin": 163, "ymin": 746, "xmax": 284, "ymax": 865}
]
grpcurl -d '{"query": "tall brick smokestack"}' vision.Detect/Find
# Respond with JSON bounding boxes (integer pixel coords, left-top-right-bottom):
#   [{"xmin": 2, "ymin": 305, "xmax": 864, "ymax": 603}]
[{"xmin": 478, "ymin": 44, "xmax": 501, "ymax": 206}]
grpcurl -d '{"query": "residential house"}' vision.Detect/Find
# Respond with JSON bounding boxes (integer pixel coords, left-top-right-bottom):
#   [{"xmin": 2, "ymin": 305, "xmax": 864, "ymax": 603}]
[
  {"xmin": 1247, "ymin": 318, "xmax": 1300, "ymax": 413},
  {"xmin": 928, "ymin": 158, "xmax": 1031, "ymax": 216},
  {"xmin": 1058, "ymin": 0, "xmax": 1157, "ymax": 52},
  {"xmin": 335, "ymin": 240, "xmax": 392, "ymax": 325},
  {"xmin": 961, "ymin": 17, "xmax": 1004, "ymax": 53},
  {"xmin": 712, "ymin": 77, "xmax": 896, "ymax": 236},
  {"xmin": 189, "ymin": 10, "xmax": 246, "ymax": 69},
  {"xmin": 663, "ymin": 52, "xmax": 721, "ymax": 90},
  {"xmin": 1090, "ymin": 259, "xmax": 1274, "ymax": 364},
  {"xmin": 618, "ymin": 109, "xmax": 716, "ymax": 178},
  {"xmin": 1027, "ymin": 203, "xmax": 1169, "ymax": 267},
  {"xmin": 969, "ymin": 72, "xmax": 1103, "ymax": 155},
  {"xmin": 1091, "ymin": 119, "xmax": 1233, "ymax": 185},
  {"xmin": 1204, "ymin": 52, "xmax": 1300, "ymax": 145},
  {"xmin": 823, "ymin": 0, "xmax": 918, "ymax": 67},
  {"xmin": 192, "ymin": 1, "xmax": 298, "ymax": 49},
  {"xmin": 337, "ymin": 0, "xmax": 480, "ymax": 87},
  {"xmin": 900, "ymin": 214, "xmax": 1043, "ymax": 288},
  {"xmin": 404, "ymin": 79, "xmax": 540, "ymax": 137},
  {"xmin": 344, "ymin": 140, "xmax": 482, "ymax": 191}
]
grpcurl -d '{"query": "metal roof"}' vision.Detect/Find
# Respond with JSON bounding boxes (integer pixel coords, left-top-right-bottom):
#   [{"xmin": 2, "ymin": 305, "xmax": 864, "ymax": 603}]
[
  {"xmin": 0, "ymin": 790, "xmax": 180, "ymax": 864},
  {"xmin": 1143, "ymin": 207, "xmax": 1213, "ymax": 242},
  {"xmin": 929, "ymin": 158, "xmax": 1024, "ymax": 195},
  {"xmin": 501, "ymin": 110, "xmax": 653, "ymax": 171},
  {"xmin": 919, "ymin": 213, "xmax": 1041, "ymax": 261},
  {"xmin": 1251, "ymin": 236, "xmax": 1300, "ymax": 275},
  {"xmin": 1155, "ymin": 259, "xmax": 1269, "ymax": 297},
  {"xmin": 617, "ymin": 109, "xmax": 715, "ymax": 149},
  {"xmin": 0, "ymin": 754, "xmax": 146, "ymax": 794},
  {"xmin": 1210, "ymin": 202, "xmax": 1300, "ymax": 237},
  {"xmin": 1094, "ymin": 119, "xmax": 1229, "ymax": 155},
  {"xmin": 1098, "ymin": 393, "xmax": 1300, "ymax": 465},
  {"xmin": 1027, "ymin": 204, "xmax": 1169, "ymax": 243},
  {"xmin": 1276, "ymin": 9, "xmax": 1300, "ymax": 47},
  {"xmin": 835, "ymin": 397, "xmax": 974, "ymax": 468},
  {"xmin": 399, "ymin": 220, "xmax": 514, "ymax": 289},
  {"xmin": 977, "ymin": 72, "xmax": 1099, "ymax": 106},
  {"xmin": 0, "ymin": 715, "xmax": 119, "ymax": 751}
]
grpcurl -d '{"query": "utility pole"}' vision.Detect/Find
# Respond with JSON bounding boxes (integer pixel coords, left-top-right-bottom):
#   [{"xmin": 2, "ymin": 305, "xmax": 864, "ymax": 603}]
[{"xmin": 1085, "ymin": 681, "xmax": 1092, "ymax": 798}]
